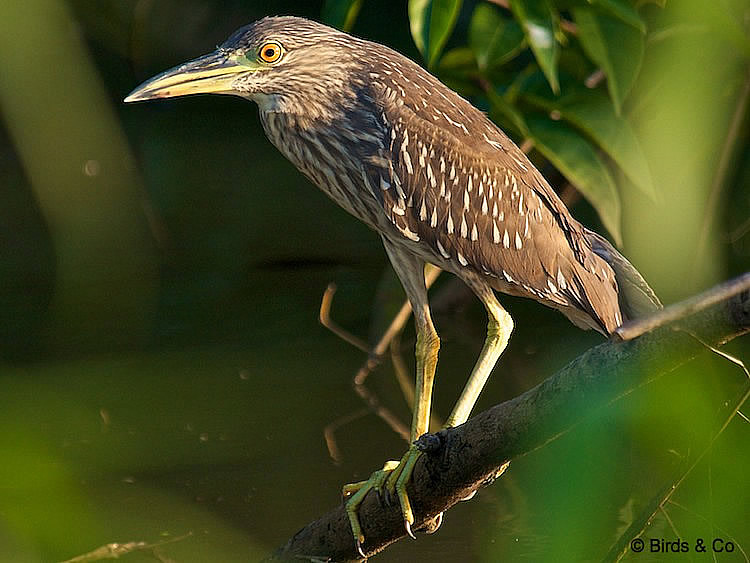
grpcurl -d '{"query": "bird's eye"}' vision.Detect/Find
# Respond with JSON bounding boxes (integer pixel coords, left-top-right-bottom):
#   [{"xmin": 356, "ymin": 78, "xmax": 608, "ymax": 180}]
[{"xmin": 258, "ymin": 42, "xmax": 283, "ymax": 64}]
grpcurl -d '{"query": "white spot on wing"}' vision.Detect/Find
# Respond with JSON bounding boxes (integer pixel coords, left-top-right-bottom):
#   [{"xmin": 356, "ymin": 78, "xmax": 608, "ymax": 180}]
[
  {"xmin": 426, "ymin": 162, "xmax": 436, "ymax": 187},
  {"xmin": 483, "ymin": 133, "xmax": 503, "ymax": 151},
  {"xmin": 436, "ymin": 240, "xmax": 450, "ymax": 258},
  {"xmin": 399, "ymin": 224, "xmax": 419, "ymax": 241},
  {"xmin": 403, "ymin": 151, "xmax": 413, "ymax": 175}
]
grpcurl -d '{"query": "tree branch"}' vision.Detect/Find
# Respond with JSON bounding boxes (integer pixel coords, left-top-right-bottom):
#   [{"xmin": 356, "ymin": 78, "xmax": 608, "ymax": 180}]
[{"xmin": 269, "ymin": 278, "xmax": 750, "ymax": 562}]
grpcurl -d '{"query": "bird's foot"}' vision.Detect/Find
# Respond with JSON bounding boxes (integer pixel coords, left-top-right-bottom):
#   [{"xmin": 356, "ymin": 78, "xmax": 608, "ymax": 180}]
[{"xmin": 342, "ymin": 444, "xmax": 427, "ymax": 556}]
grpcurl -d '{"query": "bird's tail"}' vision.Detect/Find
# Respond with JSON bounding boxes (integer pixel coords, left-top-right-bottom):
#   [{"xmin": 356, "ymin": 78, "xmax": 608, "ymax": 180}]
[{"xmin": 585, "ymin": 229, "xmax": 662, "ymax": 321}]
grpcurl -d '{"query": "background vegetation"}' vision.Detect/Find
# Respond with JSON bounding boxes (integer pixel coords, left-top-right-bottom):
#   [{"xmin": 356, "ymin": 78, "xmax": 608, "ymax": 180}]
[{"xmin": 0, "ymin": 0, "xmax": 747, "ymax": 561}]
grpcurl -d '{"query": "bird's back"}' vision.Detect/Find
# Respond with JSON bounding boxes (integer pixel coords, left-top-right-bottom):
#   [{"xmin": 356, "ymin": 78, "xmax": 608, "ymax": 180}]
[{"xmin": 347, "ymin": 40, "xmax": 660, "ymax": 334}]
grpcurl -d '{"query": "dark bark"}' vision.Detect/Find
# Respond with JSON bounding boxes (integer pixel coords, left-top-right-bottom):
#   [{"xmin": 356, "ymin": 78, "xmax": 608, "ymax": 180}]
[{"xmin": 269, "ymin": 283, "xmax": 750, "ymax": 562}]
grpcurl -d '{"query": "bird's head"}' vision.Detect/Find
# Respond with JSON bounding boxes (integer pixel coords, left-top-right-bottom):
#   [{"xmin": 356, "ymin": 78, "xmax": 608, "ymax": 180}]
[{"xmin": 125, "ymin": 16, "xmax": 366, "ymax": 115}]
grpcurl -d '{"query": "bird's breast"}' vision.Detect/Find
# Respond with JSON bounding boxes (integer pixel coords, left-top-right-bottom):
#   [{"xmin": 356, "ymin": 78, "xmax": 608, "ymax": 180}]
[{"xmin": 258, "ymin": 110, "xmax": 388, "ymax": 232}]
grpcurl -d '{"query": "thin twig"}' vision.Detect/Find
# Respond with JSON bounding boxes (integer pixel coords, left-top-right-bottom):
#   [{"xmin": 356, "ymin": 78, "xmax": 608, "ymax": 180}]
[
  {"xmin": 319, "ymin": 283, "xmax": 370, "ymax": 353},
  {"xmin": 691, "ymin": 67, "xmax": 750, "ymax": 279},
  {"xmin": 584, "ymin": 69, "xmax": 606, "ymax": 89},
  {"xmin": 609, "ymin": 385, "xmax": 750, "ymax": 562},
  {"xmin": 666, "ymin": 500, "xmax": 749, "ymax": 562},
  {"xmin": 324, "ymin": 409, "xmax": 371, "ymax": 465},
  {"xmin": 320, "ymin": 266, "xmax": 443, "ymax": 456},
  {"xmin": 608, "ymin": 327, "xmax": 750, "ymax": 563},
  {"xmin": 614, "ymin": 272, "xmax": 750, "ymax": 341},
  {"xmin": 519, "ymin": 138, "xmax": 535, "ymax": 154},
  {"xmin": 658, "ymin": 505, "xmax": 680, "ymax": 540},
  {"xmin": 729, "ymin": 214, "xmax": 750, "ymax": 243},
  {"xmin": 61, "ymin": 533, "xmax": 192, "ymax": 562}
]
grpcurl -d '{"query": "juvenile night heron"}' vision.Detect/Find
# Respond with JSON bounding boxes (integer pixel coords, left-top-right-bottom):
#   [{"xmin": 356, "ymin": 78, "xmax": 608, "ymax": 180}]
[{"xmin": 126, "ymin": 15, "xmax": 660, "ymax": 553}]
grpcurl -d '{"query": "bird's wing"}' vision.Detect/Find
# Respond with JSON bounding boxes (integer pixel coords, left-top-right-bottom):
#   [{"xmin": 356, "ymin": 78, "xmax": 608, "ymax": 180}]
[{"xmin": 365, "ymin": 62, "xmax": 620, "ymax": 332}]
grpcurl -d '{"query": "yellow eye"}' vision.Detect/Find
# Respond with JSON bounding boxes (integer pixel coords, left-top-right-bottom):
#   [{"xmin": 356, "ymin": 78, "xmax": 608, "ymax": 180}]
[{"xmin": 258, "ymin": 42, "xmax": 283, "ymax": 63}]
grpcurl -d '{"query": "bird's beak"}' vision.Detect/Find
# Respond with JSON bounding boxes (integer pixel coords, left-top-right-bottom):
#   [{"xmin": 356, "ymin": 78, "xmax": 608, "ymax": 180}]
[{"xmin": 124, "ymin": 50, "xmax": 254, "ymax": 102}]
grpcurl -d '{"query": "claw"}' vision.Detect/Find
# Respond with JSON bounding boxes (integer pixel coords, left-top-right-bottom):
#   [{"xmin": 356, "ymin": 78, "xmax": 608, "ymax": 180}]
[
  {"xmin": 343, "ymin": 445, "xmax": 424, "ymax": 549},
  {"xmin": 404, "ymin": 518, "xmax": 416, "ymax": 540}
]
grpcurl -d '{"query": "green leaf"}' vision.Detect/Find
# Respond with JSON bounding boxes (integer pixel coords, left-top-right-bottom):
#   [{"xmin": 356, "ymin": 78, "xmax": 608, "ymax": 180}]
[
  {"xmin": 438, "ymin": 47, "xmax": 481, "ymax": 95},
  {"xmin": 573, "ymin": 6, "xmax": 645, "ymax": 114},
  {"xmin": 321, "ymin": 0, "xmax": 363, "ymax": 31},
  {"xmin": 524, "ymin": 88, "xmax": 656, "ymax": 200},
  {"xmin": 408, "ymin": 0, "xmax": 463, "ymax": 68},
  {"xmin": 509, "ymin": 0, "xmax": 560, "ymax": 93},
  {"xmin": 469, "ymin": 4, "xmax": 525, "ymax": 70},
  {"xmin": 589, "ymin": 0, "xmax": 646, "ymax": 33},
  {"xmin": 526, "ymin": 115, "xmax": 622, "ymax": 244},
  {"xmin": 438, "ymin": 46, "xmax": 476, "ymax": 72}
]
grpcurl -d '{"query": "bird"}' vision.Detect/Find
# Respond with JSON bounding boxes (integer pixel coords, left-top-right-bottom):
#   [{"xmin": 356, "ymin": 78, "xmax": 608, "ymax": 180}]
[{"xmin": 125, "ymin": 15, "xmax": 661, "ymax": 555}]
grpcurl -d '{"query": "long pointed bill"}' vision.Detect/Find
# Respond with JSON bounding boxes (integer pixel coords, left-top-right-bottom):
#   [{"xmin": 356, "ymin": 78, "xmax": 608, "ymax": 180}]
[{"xmin": 124, "ymin": 51, "xmax": 254, "ymax": 102}]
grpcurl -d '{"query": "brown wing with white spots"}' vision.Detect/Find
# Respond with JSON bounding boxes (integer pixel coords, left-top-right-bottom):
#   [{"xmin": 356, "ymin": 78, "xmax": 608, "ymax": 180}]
[{"xmin": 364, "ymin": 48, "xmax": 622, "ymax": 334}]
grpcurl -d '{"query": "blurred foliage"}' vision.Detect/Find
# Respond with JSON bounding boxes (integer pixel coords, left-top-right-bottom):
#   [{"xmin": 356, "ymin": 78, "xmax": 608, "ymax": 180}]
[
  {"xmin": 0, "ymin": 0, "xmax": 748, "ymax": 561},
  {"xmin": 408, "ymin": 0, "xmax": 464, "ymax": 68}
]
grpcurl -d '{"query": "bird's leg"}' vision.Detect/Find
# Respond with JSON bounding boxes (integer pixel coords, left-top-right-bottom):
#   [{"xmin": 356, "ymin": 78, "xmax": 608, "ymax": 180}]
[
  {"xmin": 344, "ymin": 239, "xmax": 439, "ymax": 553},
  {"xmin": 380, "ymin": 301, "xmax": 438, "ymax": 533},
  {"xmin": 410, "ymin": 303, "xmax": 440, "ymax": 440},
  {"xmin": 445, "ymin": 279, "xmax": 513, "ymax": 427}
]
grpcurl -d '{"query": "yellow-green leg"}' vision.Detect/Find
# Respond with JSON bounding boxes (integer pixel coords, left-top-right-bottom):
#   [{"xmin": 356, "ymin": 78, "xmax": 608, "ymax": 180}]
[
  {"xmin": 446, "ymin": 275, "xmax": 513, "ymax": 427},
  {"xmin": 344, "ymin": 238, "xmax": 439, "ymax": 555},
  {"xmin": 343, "ymin": 251, "xmax": 513, "ymax": 555}
]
